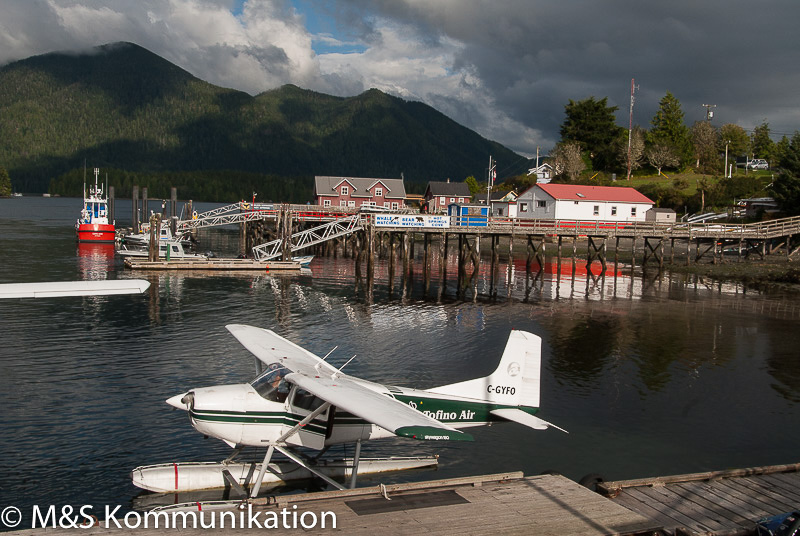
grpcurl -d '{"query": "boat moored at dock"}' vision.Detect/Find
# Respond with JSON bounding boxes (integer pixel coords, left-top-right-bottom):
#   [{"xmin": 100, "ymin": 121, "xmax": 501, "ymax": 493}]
[{"xmin": 76, "ymin": 167, "xmax": 115, "ymax": 243}]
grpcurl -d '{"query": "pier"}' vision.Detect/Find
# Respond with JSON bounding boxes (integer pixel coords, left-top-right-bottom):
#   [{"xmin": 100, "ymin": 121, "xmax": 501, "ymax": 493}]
[{"xmin": 10, "ymin": 464, "xmax": 800, "ymax": 535}]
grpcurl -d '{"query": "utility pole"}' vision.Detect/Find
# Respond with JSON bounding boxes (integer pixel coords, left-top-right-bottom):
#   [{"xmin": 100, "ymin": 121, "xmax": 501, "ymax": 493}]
[
  {"xmin": 487, "ymin": 155, "xmax": 496, "ymax": 208},
  {"xmin": 626, "ymin": 78, "xmax": 639, "ymax": 180},
  {"xmin": 702, "ymin": 103, "xmax": 716, "ymax": 121}
]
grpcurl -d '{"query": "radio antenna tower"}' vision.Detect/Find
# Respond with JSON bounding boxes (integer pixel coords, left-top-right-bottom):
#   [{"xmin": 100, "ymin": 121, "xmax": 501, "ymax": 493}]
[{"xmin": 626, "ymin": 78, "xmax": 639, "ymax": 181}]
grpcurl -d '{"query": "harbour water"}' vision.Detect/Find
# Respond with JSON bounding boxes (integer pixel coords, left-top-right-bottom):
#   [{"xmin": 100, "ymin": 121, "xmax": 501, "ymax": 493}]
[{"xmin": 1, "ymin": 196, "xmax": 799, "ymax": 526}]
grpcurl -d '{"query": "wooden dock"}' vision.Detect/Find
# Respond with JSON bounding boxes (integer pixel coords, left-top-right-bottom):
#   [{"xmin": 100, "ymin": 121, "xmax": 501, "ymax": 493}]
[
  {"xmin": 123, "ymin": 258, "xmax": 302, "ymax": 271},
  {"xmin": 598, "ymin": 462, "xmax": 800, "ymax": 536},
  {"xmin": 8, "ymin": 472, "xmax": 660, "ymax": 535},
  {"xmin": 10, "ymin": 465, "xmax": 800, "ymax": 534}
]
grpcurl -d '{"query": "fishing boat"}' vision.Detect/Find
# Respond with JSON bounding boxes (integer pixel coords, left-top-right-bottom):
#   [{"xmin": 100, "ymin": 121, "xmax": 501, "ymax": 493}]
[{"xmin": 76, "ymin": 167, "xmax": 115, "ymax": 243}]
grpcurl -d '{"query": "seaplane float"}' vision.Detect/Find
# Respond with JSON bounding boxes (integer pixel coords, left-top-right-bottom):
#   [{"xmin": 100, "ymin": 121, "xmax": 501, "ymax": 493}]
[{"xmin": 131, "ymin": 324, "xmax": 566, "ymax": 507}]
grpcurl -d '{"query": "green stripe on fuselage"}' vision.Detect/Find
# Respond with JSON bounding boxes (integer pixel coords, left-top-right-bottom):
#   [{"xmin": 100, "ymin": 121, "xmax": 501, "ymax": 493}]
[
  {"xmin": 189, "ymin": 410, "xmax": 329, "ymax": 436},
  {"xmin": 392, "ymin": 395, "xmax": 538, "ymax": 425}
]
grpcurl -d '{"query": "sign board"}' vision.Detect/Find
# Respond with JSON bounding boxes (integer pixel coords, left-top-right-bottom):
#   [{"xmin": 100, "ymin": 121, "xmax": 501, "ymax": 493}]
[{"xmin": 374, "ymin": 214, "xmax": 450, "ymax": 229}]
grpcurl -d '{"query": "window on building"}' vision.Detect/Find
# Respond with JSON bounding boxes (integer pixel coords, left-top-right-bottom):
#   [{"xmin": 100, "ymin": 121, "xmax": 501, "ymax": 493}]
[
  {"xmin": 519, "ymin": 202, "xmax": 528, "ymax": 212},
  {"xmin": 631, "ymin": 207, "xmax": 637, "ymax": 217},
  {"xmin": 536, "ymin": 200, "xmax": 546, "ymax": 208},
  {"xmin": 340, "ymin": 200, "xmax": 347, "ymax": 207},
  {"xmin": 348, "ymin": 201, "xmax": 356, "ymax": 207},
  {"xmin": 323, "ymin": 199, "xmax": 331, "ymax": 207},
  {"xmin": 458, "ymin": 198, "xmax": 464, "ymax": 203},
  {"xmin": 391, "ymin": 202, "xmax": 399, "ymax": 210},
  {"xmin": 593, "ymin": 205, "xmax": 599, "ymax": 216},
  {"xmin": 450, "ymin": 197, "xmax": 455, "ymax": 203},
  {"xmin": 384, "ymin": 202, "xmax": 390, "ymax": 208},
  {"xmin": 439, "ymin": 197, "xmax": 445, "ymax": 205},
  {"xmin": 341, "ymin": 186, "xmax": 349, "ymax": 195},
  {"xmin": 611, "ymin": 206, "xmax": 617, "ymax": 216},
  {"xmin": 375, "ymin": 187, "xmax": 383, "ymax": 197}
]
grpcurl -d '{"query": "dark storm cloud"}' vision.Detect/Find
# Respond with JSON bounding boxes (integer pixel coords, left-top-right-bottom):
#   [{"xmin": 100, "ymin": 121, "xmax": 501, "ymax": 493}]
[
  {"xmin": 343, "ymin": 0, "xmax": 800, "ymax": 147},
  {"xmin": 2, "ymin": 0, "xmax": 798, "ymax": 156}
]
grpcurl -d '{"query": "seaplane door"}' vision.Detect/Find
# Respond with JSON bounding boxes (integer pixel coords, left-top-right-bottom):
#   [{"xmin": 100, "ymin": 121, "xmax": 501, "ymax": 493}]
[{"xmin": 283, "ymin": 385, "xmax": 331, "ymax": 449}]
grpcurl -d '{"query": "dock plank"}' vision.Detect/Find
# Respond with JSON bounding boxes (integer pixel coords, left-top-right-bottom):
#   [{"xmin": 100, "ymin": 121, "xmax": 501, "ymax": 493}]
[
  {"xmin": 628, "ymin": 485, "xmax": 727, "ymax": 533},
  {"xmin": 699, "ymin": 479, "xmax": 791, "ymax": 519},
  {"xmin": 725, "ymin": 478, "xmax": 797, "ymax": 513}
]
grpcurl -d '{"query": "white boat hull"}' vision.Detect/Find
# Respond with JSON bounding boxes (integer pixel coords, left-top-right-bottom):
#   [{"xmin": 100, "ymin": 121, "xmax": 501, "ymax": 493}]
[{"xmin": 131, "ymin": 456, "xmax": 438, "ymax": 493}]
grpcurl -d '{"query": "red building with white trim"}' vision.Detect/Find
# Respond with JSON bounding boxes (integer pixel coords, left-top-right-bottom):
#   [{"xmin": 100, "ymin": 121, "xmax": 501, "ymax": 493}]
[{"xmin": 314, "ymin": 176, "xmax": 407, "ymax": 209}]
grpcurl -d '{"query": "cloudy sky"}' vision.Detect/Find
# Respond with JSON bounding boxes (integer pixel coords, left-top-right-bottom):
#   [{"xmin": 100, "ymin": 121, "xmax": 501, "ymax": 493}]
[{"xmin": 1, "ymin": 0, "xmax": 798, "ymax": 160}]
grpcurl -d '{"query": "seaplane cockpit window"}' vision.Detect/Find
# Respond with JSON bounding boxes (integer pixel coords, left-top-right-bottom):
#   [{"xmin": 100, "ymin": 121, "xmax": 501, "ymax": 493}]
[
  {"xmin": 251, "ymin": 364, "xmax": 290, "ymax": 403},
  {"xmin": 291, "ymin": 388, "xmax": 325, "ymax": 413}
]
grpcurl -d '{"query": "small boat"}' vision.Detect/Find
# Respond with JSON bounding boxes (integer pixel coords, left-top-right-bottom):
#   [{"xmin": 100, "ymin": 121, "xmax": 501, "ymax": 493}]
[
  {"xmin": 76, "ymin": 167, "xmax": 115, "ymax": 243},
  {"xmin": 117, "ymin": 239, "xmax": 207, "ymax": 260},
  {"xmin": 293, "ymin": 255, "xmax": 314, "ymax": 266},
  {"xmin": 121, "ymin": 223, "xmax": 193, "ymax": 248}
]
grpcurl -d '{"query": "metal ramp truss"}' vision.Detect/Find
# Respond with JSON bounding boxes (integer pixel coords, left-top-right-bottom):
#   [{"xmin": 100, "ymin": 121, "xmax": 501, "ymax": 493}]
[
  {"xmin": 252, "ymin": 215, "xmax": 363, "ymax": 261},
  {"xmin": 177, "ymin": 203, "xmax": 273, "ymax": 232}
]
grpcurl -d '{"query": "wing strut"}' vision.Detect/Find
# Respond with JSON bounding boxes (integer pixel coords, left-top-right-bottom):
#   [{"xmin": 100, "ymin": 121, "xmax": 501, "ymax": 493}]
[{"xmin": 250, "ymin": 402, "xmax": 332, "ymax": 498}]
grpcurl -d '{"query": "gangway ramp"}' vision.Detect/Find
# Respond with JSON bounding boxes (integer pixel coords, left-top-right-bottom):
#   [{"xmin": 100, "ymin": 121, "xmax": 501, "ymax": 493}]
[
  {"xmin": 252, "ymin": 215, "xmax": 363, "ymax": 261},
  {"xmin": 177, "ymin": 203, "xmax": 273, "ymax": 232}
]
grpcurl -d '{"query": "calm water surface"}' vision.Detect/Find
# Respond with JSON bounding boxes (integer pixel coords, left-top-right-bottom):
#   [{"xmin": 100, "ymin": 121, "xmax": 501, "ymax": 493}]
[{"xmin": 1, "ymin": 196, "xmax": 799, "ymax": 523}]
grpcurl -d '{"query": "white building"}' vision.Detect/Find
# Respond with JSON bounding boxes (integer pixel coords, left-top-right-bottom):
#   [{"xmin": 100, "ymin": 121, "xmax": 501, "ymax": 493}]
[
  {"xmin": 516, "ymin": 183, "xmax": 654, "ymax": 222},
  {"xmin": 527, "ymin": 163, "xmax": 553, "ymax": 183}
]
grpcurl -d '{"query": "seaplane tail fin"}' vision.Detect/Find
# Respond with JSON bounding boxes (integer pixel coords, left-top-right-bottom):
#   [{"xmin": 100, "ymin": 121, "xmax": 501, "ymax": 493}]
[{"xmin": 427, "ymin": 330, "xmax": 542, "ymax": 407}]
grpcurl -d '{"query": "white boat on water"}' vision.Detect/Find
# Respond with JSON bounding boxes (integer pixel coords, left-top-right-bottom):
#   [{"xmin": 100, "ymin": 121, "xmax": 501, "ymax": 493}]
[
  {"xmin": 293, "ymin": 255, "xmax": 314, "ymax": 266},
  {"xmin": 122, "ymin": 223, "xmax": 192, "ymax": 248},
  {"xmin": 117, "ymin": 240, "xmax": 207, "ymax": 260}
]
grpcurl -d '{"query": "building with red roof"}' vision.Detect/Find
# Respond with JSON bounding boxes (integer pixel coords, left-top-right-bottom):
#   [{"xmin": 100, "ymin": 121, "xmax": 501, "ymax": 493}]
[{"xmin": 516, "ymin": 183, "xmax": 654, "ymax": 222}]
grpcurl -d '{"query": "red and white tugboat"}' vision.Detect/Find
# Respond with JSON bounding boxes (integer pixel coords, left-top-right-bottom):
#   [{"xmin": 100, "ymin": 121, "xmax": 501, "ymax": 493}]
[{"xmin": 76, "ymin": 167, "xmax": 115, "ymax": 243}]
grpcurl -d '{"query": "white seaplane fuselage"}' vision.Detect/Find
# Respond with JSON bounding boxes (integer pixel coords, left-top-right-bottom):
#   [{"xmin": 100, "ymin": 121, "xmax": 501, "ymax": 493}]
[{"xmin": 168, "ymin": 377, "xmax": 500, "ymax": 450}]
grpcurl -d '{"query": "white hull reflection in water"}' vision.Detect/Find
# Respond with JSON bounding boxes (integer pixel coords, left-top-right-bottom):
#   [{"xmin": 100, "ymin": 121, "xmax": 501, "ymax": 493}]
[{"xmin": 1, "ymin": 196, "xmax": 800, "ymax": 521}]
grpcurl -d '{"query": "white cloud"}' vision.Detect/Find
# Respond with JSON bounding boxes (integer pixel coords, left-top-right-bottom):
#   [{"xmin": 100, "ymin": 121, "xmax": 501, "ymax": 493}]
[{"xmin": 2, "ymin": 0, "xmax": 799, "ymax": 159}]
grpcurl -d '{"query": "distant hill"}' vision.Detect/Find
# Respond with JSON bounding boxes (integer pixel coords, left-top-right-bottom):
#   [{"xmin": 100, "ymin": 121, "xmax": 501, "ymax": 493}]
[{"xmin": 0, "ymin": 42, "xmax": 529, "ymax": 200}]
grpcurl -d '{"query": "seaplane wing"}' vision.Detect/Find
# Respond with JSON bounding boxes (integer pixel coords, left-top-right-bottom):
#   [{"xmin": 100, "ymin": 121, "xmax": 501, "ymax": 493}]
[
  {"xmin": 0, "ymin": 279, "xmax": 150, "ymax": 299},
  {"xmin": 226, "ymin": 324, "xmax": 340, "ymax": 375},
  {"xmin": 226, "ymin": 324, "xmax": 473, "ymax": 442},
  {"xmin": 286, "ymin": 372, "xmax": 473, "ymax": 442}
]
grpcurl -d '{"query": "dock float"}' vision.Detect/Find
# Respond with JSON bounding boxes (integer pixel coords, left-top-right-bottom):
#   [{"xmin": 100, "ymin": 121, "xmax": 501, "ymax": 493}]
[
  {"xmin": 124, "ymin": 258, "xmax": 302, "ymax": 271},
  {"xmin": 598, "ymin": 462, "xmax": 800, "ymax": 535}
]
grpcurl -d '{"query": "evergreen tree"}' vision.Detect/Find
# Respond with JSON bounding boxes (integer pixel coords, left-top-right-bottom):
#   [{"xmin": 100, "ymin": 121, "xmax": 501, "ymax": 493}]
[
  {"xmin": 770, "ymin": 132, "xmax": 800, "ymax": 215},
  {"xmin": 751, "ymin": 121, "xmax": 776, "ymax": 163},
  {"xmin": 649, "ymin": 92, "xmax": 693, "ymax": 169},
  {"xmin": 559, "ymin": 96, "xmax": 623, "ymax": 172},
  {"xmin": 0, "ymin": 166, "xmax": 11, "ymax": 197}
]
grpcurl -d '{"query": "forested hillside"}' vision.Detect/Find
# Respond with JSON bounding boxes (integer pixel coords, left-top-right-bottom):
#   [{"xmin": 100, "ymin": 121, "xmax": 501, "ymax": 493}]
[{"xmin": 0, "ymin": 42, "xmax": 527, "ymax": 201}]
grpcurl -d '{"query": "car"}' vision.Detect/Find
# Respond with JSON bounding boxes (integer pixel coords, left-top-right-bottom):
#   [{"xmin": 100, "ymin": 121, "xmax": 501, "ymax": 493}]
[{"xmin": 748, "ymin": 159, "xmax": 769, "ymax": 170}]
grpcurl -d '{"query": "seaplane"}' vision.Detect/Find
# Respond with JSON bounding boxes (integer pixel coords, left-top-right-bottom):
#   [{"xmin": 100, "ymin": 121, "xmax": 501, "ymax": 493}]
[{"xmin": 133, "ymin": 324, "xmax": 566, "ymax": 503}]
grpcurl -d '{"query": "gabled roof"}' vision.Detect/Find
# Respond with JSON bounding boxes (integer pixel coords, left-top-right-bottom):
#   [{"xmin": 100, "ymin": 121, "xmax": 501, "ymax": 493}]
[
  {"xmin": 491, "ymin": 190, "xmax": 517, "ymax": 202},
  {"xmin": 425, "ymin": 181, "xmax": 472, "ymax": 197},
  {"xmin": 536, "ymin": 184, "xmax": 654, "ymax": 204},
  {"xmin": 315, "ymin": 176, "xmax": 406, "ymax": 199}
]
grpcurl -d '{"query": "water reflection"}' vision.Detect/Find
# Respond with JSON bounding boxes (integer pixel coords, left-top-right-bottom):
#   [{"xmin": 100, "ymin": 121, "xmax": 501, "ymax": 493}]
[{"xmin": 2, "ymin": 197, "xmax": 800, "ymax": 523}]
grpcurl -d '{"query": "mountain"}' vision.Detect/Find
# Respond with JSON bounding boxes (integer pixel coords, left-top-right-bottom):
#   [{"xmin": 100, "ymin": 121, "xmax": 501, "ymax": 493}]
[{"xmin": 0, "ymin": 42, "xmax": 529, "ymax": 199}]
